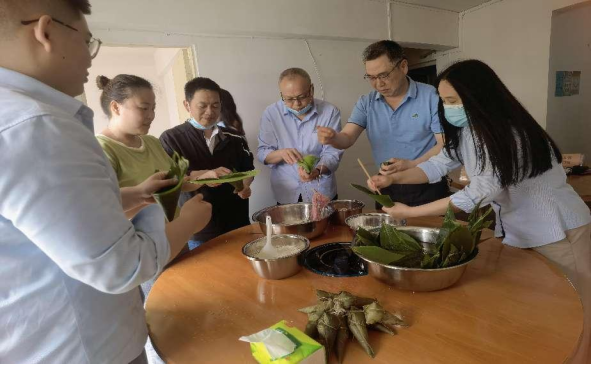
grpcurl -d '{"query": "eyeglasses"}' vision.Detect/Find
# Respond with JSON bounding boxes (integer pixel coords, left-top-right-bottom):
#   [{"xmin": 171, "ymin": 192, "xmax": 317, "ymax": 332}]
[
  {"xmin": 21, "ymin": 18, "xmax": 102, "ymax": 59},
  {"xmin": 363, "ymin": 59, "xmax": 404, "ymax": 82},
  {"xmin": 281, "ymin": 86, "xmax": 313, "ymax": 103}
]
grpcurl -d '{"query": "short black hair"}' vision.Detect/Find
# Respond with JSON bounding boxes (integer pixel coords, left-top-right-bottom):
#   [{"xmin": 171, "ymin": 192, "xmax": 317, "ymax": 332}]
[
  {"xmin": 184, "ymin": 77, "xmax": 221, "ymax": 101},
  {"xmin": 362, "ymin": 40, "xmax": 406, "ymax": 65},
  {"xmin": 0, "ymin": 0, "xmax": 91, "ymax": 38}
]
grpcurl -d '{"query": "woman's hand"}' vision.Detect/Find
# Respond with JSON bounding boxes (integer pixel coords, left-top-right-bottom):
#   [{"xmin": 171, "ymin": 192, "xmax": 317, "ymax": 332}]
[
  {"xmin": 382, "ymin": 202, "xmax": 412, "ymax": 219},
  {"xmin": 120, "ymin": 171, "xmax": 178, "ymax": 212},
  {"xmin": 137, "ymin": 171, "xmax": 178, "ymax": 204},
  {"xmin": 367, "ymin": 174, "xmax": 392, "ymax": 191}
]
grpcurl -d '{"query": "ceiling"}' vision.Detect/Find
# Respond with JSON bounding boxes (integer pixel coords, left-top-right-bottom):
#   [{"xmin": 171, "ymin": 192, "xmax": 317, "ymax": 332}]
[{"xmin": 390, "ymin": 0, "xmax": 492, "ymax": 12}]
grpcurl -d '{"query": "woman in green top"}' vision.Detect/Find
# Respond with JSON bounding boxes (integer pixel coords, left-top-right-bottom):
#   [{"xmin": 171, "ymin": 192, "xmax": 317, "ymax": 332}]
[{"xmin": 95, "ymin": 74, "xmax": 227, "ymax": 219}]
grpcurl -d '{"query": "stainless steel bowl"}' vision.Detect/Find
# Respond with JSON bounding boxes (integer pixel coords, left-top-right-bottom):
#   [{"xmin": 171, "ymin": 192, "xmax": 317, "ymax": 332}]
[
  {"xmin": 352, "ymin": 226, "xmax": 478, "ymax": 292},
  {"xmin": 328, "ymin": 199, "xmax": 365, "ymax": 226},
  {"xmin": 242, "ymin": 234, "xmax": 310, "ymax": 280},
  {"xmin": 345, "ymin": 212, "xmax": 406, "ymax": 234},
  {"xmin": 252, "ymin": 203, "xmax": 335, "ymax": 239}
]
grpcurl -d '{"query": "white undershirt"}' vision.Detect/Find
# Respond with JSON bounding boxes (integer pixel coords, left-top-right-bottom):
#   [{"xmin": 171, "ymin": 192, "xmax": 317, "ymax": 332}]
[{"xmin": 204, "ymin": 126, "xmax": 220, "ymax": 154}]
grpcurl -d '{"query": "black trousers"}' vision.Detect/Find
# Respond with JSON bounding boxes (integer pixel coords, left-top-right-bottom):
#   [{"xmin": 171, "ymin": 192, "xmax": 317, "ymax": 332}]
[
  {"xmin": 277, "ymin": 194, "xmax": 339, "ymax": 205},
  {"xmin": 375, "ymin": 177, "xmax": 450, "ymax": 209}
]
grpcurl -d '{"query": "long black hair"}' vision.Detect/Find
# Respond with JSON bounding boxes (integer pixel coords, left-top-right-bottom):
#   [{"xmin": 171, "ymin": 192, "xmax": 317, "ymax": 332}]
[
  {"xmin": 436, "ymin": 60, "xmax": 562, "ymax": 188},
  {"xmin": 219, "ymin": 89, "xmax": 245, "ymax": 135}
]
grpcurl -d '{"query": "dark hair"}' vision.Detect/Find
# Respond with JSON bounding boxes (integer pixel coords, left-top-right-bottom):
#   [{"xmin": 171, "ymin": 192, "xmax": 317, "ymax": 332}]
[
  {"xmin": 62, "ymin": 0, "xmax": 91, "ymax": 15},
  {"xmin": 362, "ymin": 40, "xmax": 406, "ymax": 64},
  {"xmin": 0, "ymin": 0, "xmax": 90, "ymax": 37},
  {"xmin": 278, "ymin": 68, "xmax": 311, "ymax": 85},
  {"xmin": 184, "ymin": 77, "xmax": 221, "ymax": 101},
  {"xmin": 437, "ymin": 60, "xmax": 562, "ymax": 188},
  {"xmin": 219, "ymin": 89, "xmax": 245, "ymax": 135},
  {"xmin": 96, "ymin": 74, "xmax": 153, "ymax": 118}
]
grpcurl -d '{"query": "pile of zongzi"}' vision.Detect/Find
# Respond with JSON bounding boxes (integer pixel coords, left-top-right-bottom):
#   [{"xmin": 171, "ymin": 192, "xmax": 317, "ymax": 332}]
[
  {"xmin": 352, "ymin": 202, "xmax": 493, "ymax": 269},
  {"xmin": 298, "ymin": 289, "xmax": 408, "ymax": 363}
]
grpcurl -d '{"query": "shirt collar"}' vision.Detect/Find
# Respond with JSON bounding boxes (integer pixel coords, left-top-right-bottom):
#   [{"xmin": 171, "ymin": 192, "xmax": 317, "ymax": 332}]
[
  {"xmin": 0, "ymin": 67, "xmax": 87, "ymax": 119},
  {"xmin": 373, "ymin": 76, "xmax": 417, "ymax": 101}
]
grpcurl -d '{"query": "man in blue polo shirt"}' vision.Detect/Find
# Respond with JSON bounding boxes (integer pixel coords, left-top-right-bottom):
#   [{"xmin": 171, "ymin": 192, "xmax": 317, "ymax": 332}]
[{"xmin": 318, "ymin": 40, "xmax": 449, "ymax": 207}]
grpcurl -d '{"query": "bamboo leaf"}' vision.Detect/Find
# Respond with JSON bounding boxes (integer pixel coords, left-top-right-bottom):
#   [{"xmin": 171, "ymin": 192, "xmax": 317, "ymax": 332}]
[
  {"xmin": 352, "ymin": 246, "xmax": 406, "ymax": 265},
  {"xmin": 350, "ymin": 183, "xmax": 394, "ymax": 208},
  {"xmin": 297, "ymin": 155, "xmax": 320, "ymax": 174},
  {"xmin": 355, "ymin": 227, "xmax": 380, "ymax": 246},
  {"xmin": 188, "ymin": 169, "xmax": 259, "ymax": 185},
  {"xmin": 153, "ymin": 151, "xmax": 189, "ymax": 221},
  {"xmin": 379, "ymin": 224, "xmax": 422, "ymax": 254}
]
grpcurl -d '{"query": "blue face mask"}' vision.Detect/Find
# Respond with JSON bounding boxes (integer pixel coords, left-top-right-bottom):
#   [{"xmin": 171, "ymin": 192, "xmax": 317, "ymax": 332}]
[
  {"xmin": 188, "ymin": 117, "xmax": 217, "ymax": 130},
  {"xmin": 443, "ymin": 104, "xmax": 469, "ymax": 128},
  {"xmin": 286, "ymin": 102, "xmax": 313, "ymax": 116}
]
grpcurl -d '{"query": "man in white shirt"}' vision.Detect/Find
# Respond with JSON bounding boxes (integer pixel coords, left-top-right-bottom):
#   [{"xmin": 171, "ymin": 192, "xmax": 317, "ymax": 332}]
[{"xmin": 0, "ymin": 1, "xmax": 211, "ymax": 362}]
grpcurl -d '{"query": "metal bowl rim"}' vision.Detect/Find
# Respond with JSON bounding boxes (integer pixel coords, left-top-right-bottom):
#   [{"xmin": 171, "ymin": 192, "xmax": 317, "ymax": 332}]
[
  {"xmin": 328, "ymin": 199, "xmax": 366, "ymax": 210},
  {"xmin": 351, "ymin": 225, "xmax": 479, "ymax": 271},
  {"xmin": 241, "ymin": 233, "xmax": 310, "ymax": 261},
  {"xmin": 345, "ymin": 212, "xmax": 395, "ymax": 226},
  {"xmin": 251, "ymin": 203, "xmax": 335, "ymax": 226}
]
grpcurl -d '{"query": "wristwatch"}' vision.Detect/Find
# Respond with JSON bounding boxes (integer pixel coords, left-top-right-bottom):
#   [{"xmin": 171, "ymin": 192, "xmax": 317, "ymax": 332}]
[{"xmin": 314, "ymin": 167, "xmax": 323, "ymax": 176}]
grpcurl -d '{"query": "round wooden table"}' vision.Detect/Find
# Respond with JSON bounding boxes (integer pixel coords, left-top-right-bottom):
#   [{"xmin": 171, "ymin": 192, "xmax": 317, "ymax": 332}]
[{"xmin": 146, "ymin": 217, "xmax": 583, "ymax": 363}]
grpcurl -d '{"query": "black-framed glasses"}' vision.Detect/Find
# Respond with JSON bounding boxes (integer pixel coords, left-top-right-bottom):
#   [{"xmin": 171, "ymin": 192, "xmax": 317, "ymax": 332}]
[
  {"xmin": 363, "ymin": 58, "xmax": 404, "ymax": 82},
  {"xmin": 281, "ymin": 85, "xmax": 313, "ymax": 103},
  {"xmin": 21, "ymin": 18, "xmax": 102, "ymax": 59}
]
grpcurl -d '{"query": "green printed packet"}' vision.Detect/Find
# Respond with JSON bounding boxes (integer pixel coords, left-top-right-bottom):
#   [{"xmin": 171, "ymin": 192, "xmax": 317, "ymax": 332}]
[{"xmin": 242, "ymin": 321, "xmax": 326, "ymax": 364}]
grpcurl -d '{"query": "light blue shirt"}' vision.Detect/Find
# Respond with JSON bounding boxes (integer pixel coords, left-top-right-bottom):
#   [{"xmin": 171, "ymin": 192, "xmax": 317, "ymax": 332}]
[
  {"xmin": 0, "ymin": 67, "xmax": 171, "ymax": 363},
  {"xmin": 418, "ymin": 127, "xmax": 591, "ymax": 248},
  {"xmin": 349, "ymin": 78, "xmax": 442, "ymax": 168},
  {"xmin": 258, "ymin": 99, "xmax": 344, "ymax": 203}
]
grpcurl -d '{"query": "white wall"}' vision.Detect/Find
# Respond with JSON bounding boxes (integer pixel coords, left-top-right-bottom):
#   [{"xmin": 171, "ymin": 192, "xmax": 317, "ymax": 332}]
[
  {"xmin": 545, "ymin": 2, "xmax": 591, "ymax": 164},
  {"xmin": 87, "ymin": 0, "xmax": 464, "ymax": 215},
  {"xmin": 435, "ymin": 0, "xmax": 589, "ymax": 129},
  {"xmin": 192, "ymin": 37, "xmax": 377, "ymax": 213},
  {"xmin": 84, "ymin": 47, "xmax": 175, "ymax": 138}
]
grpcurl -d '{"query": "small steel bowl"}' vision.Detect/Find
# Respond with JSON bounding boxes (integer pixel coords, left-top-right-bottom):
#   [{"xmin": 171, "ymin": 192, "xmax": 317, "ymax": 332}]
[
  {"xmin": 345, "ymin": 212, "xmax": 406, "ymax": 234},
  {"xmin": 351, "ymin": 226, "xmax": 478, "ymax": 291},
  {"xmin": 242, "ymin": 234, "xmax": 310, "ymax": 280},
  {"xmin": 252, "ymin": 203, "xmax": 334, "ymax": 239},
  {"xmin": 328, "ymin": 199, "xmax": 365, "ymax": 226}
]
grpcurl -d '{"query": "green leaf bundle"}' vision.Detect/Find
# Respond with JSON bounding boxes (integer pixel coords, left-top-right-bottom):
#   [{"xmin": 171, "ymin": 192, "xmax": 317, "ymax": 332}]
[
  {"xmin": 350, "ymin": 183, "xmax": 394, "ymax": 208},
  {"xmin": 153, "ymin": 151, "xmax": 189, "ymax": 221},
  {"xmin": 298, "ymin": 155, "xmax": 320, "ymax": 174},
  {"xmin": 188, "ymin": 169, "xmax": 259, "ymax": 185}
]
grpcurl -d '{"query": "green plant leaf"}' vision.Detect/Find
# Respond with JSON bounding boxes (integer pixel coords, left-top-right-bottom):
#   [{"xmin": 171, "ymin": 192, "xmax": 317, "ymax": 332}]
[
  {"xmin": 352, "ymin": 246, "xmax": 406, "ymax": 265},
  {"xmin": 355, "ymin": 227, "xmax": 380, "ymax": 246},
  {"xmin": 229, "ymin": 168, "xmax": 244, "ymax": 191},
  {"xmin": 188, "ymin": 169, "xmax": 259, "ymax": 185},
  {"xmin": 297, "ymin": 155, "xmax": 320, "ymax": 174},
  {"xmin": 379, "ymin": 224, "xmax": 422, "ymax": 254},
  {"xmin": 153, "ymin": 151, "xmax": 189, "ymax": 221},
  {"xmin": 350, "ymin": 183, "xmax": 394, "ymax": 208},
  {"xmin": 389, "ymin": 251, "xmax": 424, "ymax": 268}
]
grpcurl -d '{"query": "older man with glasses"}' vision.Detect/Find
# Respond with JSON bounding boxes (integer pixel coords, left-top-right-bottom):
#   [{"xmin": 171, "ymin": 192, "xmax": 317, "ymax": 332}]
[
  {"xmin": 317, "ymin": 40, "xmax": 449, "ymax": 208},
  {"xmin": 258, "ymin": 68, "xmax": 343, "ymax": 204}
]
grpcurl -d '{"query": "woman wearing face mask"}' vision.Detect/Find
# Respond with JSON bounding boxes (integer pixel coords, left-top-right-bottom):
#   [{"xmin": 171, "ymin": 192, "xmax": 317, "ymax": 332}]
[
  {"xmin": 369, "ymin": 60, "xmax": 590, "ymax": 362},
  {"xmin": 95, "ymin": 75, "xmax": 220, "ymax": 222}
]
